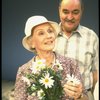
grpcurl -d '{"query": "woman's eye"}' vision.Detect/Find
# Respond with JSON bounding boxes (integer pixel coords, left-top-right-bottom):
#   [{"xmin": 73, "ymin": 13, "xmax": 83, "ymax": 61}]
[
  {"xmin": 38, "ymin": 32, "xmax": 44, "ymax": 35},
  {"xmin": 48, "ymin": 29, "xmax": 54, "ymax": 33}
]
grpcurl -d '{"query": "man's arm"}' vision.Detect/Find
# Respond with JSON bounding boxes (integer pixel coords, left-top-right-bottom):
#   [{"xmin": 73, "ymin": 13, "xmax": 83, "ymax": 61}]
[{"xmin": 92, "ymin": 70, "xmax": 98, "ymax": 93}]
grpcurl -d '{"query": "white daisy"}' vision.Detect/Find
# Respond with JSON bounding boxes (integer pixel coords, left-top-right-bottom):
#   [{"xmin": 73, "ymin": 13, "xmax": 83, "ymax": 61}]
[
  {"xmin": 31, "ymin": 92, "xmax": 36, "ymax": 96},
  {"xmin": 39, "ymin": 72, "xmax": 54, "ymax": 89},
  {"xmin": 30, "ymin": 59, "xmax": 46, "ymax": 74},
  {"xmin": 31, "ymin": 84, "xmax": 37, "ymax": 91},
  {"xmin": 66, "ymin": 74, "xmax": 80, "ymax": 84},
  {"xmin": 37, "ymin": 89, "xmax": 45, "ymax": 99},
  {"xmin": 56, "ymin": 59, "xmax": 63, "ymax": 70},
  {"xmin": 53, "ymin": 59, "xmax": 63, "ymax": 70}
]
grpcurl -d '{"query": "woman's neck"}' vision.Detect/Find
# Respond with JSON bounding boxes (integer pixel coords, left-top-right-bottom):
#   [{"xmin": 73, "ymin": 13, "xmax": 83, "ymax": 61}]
[{"xmin": 36, "ymin": 51, "xmax": 55, "ymax": 67}]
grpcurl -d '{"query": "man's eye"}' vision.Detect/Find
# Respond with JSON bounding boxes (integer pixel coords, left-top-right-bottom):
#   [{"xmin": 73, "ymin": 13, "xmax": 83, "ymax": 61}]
[
  {"xmin": 63, "ymin": 10, "xmax": 69, "ymax": 14},
  {"xmin": 72, "ymin": 10, "xmax": 80, "ymax": 14}
]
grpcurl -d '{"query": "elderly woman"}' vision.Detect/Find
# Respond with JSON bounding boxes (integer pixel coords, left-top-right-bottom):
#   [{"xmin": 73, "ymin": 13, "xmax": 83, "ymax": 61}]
[{"xmin": 14, "ymin": 16, "xmax": 88, "ymax": 100}]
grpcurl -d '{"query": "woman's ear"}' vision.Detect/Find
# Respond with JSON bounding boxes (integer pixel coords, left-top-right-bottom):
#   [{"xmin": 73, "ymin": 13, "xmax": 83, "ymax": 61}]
[
  {"xmin": 27, "ymin": 36, "xmax": 35, "ymax": 49},
  {"xmin": 30, "ymin": 37, "xmax": 35, "ymax": 49},
  {"xmin": 31, "ymin": 43, "xmax": 35, "ymax": 49}
]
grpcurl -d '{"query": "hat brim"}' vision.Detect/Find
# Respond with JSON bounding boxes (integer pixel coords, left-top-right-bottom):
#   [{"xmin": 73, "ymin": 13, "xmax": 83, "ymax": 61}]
[{"xmin": 22, "ymin": 21, "xmax": 61, "ymax": 52}]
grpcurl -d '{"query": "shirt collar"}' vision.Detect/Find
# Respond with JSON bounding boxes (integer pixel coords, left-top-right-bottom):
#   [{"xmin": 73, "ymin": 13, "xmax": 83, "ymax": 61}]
[{"xmin": 58, "ymin": 23, "xmax": 84, "ymax": 37}]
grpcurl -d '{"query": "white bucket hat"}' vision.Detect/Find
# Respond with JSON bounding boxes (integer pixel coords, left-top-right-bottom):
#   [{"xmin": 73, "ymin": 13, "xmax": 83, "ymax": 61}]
[{"xmin": 22, "ymin": 15, "xmax": 61, "ymax": 52}]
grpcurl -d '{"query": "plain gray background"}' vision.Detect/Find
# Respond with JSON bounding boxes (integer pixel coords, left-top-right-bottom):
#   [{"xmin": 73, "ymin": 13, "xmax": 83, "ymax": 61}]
[{"xmin": 2, "ymin": 0, "xmax": 99, "ymax": 81}]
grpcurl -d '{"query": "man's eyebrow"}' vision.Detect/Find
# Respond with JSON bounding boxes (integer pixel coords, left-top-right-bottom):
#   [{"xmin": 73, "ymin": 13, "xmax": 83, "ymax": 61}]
[{"xmin": 62, "ymin": 9, "xmax": 69, "ymax": 12}]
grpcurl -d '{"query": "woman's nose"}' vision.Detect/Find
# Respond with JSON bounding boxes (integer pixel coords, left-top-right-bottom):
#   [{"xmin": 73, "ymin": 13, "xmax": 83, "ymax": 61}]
[{"xmin": 46, "ymin": 32, "xmax": 52, "ymax": 38}]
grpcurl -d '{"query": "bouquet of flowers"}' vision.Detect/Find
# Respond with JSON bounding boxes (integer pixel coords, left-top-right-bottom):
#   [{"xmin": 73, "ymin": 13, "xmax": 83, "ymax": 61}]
[{"xmin": 22, "ymin": 59, "xmax": 64, "ymax": 100}]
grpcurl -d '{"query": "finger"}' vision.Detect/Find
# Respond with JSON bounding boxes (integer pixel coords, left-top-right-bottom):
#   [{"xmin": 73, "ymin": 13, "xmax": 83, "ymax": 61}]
[
  {"xmin": 64, "ymin": 83, "xmax": 78, "ymax": 92},
  {"xmin": 68, "ymin": 82, "xmax": 83, "ymax": 93},
  {"xmin": 64, "ymin": 87, "xmax": 75, "ymax": 97},
  {"xmin": 64, "ymin": 87, "xmax": 81, "ymax": 99},
  {"xmin": 64, "ymin": 84, "xmax": 82, "ymax": 99},
  {"xmin": 74, "ymin": 92, "xmax": 81, "ymax": 99}
]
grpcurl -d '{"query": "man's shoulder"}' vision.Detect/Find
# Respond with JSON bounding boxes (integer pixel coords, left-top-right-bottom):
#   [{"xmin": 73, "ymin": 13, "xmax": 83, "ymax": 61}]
[
  {"xmin": 79, "ymin": 25, "xmax": 98, "ymax": 38},
  {"xmin": 79, "ymin": 25, "xmax": 92, "ymax": 33}
]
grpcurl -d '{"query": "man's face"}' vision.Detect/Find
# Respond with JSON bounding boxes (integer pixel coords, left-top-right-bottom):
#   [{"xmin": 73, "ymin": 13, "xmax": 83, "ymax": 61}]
[{"xmin": 59, "ymin": 0, "xmax": 82, "ymax": 33}]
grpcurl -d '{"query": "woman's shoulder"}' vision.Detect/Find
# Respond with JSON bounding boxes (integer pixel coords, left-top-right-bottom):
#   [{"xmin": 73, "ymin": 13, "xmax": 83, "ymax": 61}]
[
  {"xmin": 17, "ymin": 57, "xmax": 34, "ymax": 72},
  {"xmin": 56, "ymin": 53, "xmax": 78, "ymax": 65}
]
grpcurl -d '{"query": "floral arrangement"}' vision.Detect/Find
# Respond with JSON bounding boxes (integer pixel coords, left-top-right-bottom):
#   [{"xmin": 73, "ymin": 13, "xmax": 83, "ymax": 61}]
[{"xmin": 22, "ymin": 59, "xmax": 64, "ymax": 100}]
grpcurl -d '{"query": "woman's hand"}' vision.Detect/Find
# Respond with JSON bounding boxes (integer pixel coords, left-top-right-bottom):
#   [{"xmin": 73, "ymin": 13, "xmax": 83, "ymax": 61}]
[{"xmin": 63, "ymin": 81, "xmax": 83, "ymax": 99}]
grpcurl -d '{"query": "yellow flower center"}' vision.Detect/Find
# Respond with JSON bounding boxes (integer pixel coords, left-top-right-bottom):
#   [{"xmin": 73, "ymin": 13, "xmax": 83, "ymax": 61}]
[
  {"xmin": 45, "ymin": 78, "xmax": 49, "ymax": 83},
  {"xmin": 38, "ymin": 62, "xmax": 42, "ymax": 64}
]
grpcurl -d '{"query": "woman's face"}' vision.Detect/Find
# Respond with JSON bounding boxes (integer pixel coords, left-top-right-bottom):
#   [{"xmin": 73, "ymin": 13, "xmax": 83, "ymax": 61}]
[{"xmin": 31, "ymin": 23, "xmax": 56, "ymax": 52}]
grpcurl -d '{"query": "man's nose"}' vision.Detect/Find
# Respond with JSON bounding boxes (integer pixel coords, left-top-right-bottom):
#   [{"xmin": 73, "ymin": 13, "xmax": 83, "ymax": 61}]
[{"xmin": 67, "ymin": 13, "xmax": 74, "ymax": 20}]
